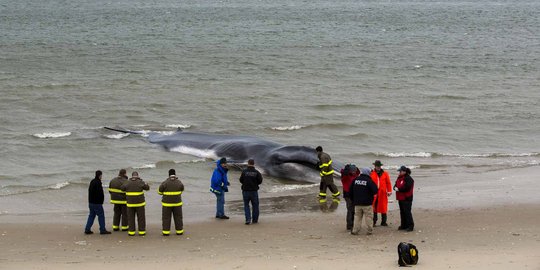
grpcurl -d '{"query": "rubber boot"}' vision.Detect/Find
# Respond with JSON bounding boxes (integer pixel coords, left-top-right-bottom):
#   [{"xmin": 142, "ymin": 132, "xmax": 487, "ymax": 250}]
[
  {"xmin": 381, "ymin": 213, "xmax": 388, "ymax": 226},
  {"xmin": 373, "ymin": 213, "xmax": 378, "ymax": 227}
]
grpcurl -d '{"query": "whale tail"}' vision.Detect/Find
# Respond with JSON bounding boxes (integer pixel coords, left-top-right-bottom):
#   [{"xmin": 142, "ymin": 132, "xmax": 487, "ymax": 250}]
[{"xmin": 104, "ymin": 126, "xmax": 144, "ymax": 135}]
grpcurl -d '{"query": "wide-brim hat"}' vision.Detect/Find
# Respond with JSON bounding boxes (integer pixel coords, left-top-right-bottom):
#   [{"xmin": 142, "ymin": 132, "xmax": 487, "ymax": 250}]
[{"xmin": 373, "ymin": 160, "xmax": 383, "ymax": 166}]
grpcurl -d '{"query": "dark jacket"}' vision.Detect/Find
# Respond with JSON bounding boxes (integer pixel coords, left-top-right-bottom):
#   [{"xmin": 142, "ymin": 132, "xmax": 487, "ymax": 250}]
[
  {"xmin": 88, "ymin": 178, "xmax": 104, "ymax": 204},
  {"xmin": 109, "ymin": 175, "xmax": 128, "ymax": 204},
  {"xmin": 239, "ymin": 166, "xmax": 263, "ymax": 191},
  {"xmin": 349, "ymin": 174, "xmax": 378, "ymax": 206},
  {"xmin": 121, "ymin": 177, "xmax": 150, "ymax": 207},
  {"xmin": 158, "ymin": 175, "xmax": 184, "ymax": 207},
  {"xmin": 210, "ymin": 159, "xmax": 229, "ymax": 194},
  {"xmin": 395, "ymin": 174, "xmax": 414, "ymax": 201}
]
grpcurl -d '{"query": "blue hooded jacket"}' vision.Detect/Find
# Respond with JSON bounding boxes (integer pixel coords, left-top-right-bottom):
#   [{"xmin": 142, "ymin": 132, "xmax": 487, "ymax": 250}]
[{"xmin": 210, "ymin": 159, "xmax": 229, "ymax": 194}]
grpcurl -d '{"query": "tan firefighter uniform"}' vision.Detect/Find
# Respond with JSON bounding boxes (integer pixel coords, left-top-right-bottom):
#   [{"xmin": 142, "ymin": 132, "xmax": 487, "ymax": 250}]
[
  {"xmin": 121, "ymin": 176, "xmax": 150, "ymax": 236},
  {"xmin": 318, "ymin": 151, "xmax": 340, "ymax": 198},
  {"xmin": 109, "ymin": 175, "xmax": 128, "ymax": 231},
  {"xmin": 158, "ymin": 175, "xmax": 185, "ymax": 236}
]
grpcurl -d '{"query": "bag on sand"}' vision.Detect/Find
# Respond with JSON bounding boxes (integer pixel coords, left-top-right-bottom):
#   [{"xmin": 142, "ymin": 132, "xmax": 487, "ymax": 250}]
[{"xmin": 397, "ymin": 242, "xmax": 419, "ymax": 266}]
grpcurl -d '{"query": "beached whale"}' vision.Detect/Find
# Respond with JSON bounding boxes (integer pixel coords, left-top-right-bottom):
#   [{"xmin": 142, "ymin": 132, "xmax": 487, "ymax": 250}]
[{"xmin": 105, "ymin": 127, "xmax": 343, "ymax": 182}]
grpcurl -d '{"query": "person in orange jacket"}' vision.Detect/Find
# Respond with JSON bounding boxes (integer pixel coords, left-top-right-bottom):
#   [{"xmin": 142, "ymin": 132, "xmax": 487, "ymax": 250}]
[{"xmin": 370, "ymin": 160, "xmax": 392, "ymax": 226}]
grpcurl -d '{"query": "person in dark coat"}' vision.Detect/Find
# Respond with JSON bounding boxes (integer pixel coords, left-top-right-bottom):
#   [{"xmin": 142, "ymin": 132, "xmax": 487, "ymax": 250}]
[
  {"xmin": 239, "ymin": 159, "xmax": 263, "ymax": 225},
  {"xmin": 84, "ymin": 170, "xmax": 111, "ymax": 235},
  {"xmin": 394, "ymin": 166, "xmax": 415, "ymax": 231},
  {"xmin": 349, "ymin": 168, "xmax": 378, "ymax": 235}
]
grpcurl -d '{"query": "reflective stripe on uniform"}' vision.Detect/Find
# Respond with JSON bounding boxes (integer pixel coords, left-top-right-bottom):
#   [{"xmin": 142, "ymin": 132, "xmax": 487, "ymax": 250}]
[
  {"xmin": 127, "ymin": 202, "xmax": 146, "ymax": 207},
  {"xmin": 112, "ymin": 225, "xmax": 119, "ymax": 229},
  {"xmin": 319, "ymin": 160, "xmax": 332, "ymax": 168},
  {"xmin": 128, "ymin": 231, "xmax": 136, "ymax": 235},
  {"xmin": 162, "ymin": 230, "xmax": 170, "ymax": 235},
  {"xmin": 332, "ymin": 191, "xmax": 341, "ymax": 197},
  {"xmin": 320, "ymin": 170, "xmax": 335, "ymax": 176},
  {"xmin": 108, "ymin": 188, "xmax": 125, "ymax": 193},
  {"xmin": 163, "ymin": 191, "xmax": 182, "ymax": 195},
  {"xmin": 319, "ymin": 192, "xmax": 327, "ymax": 197},
  {"xmin": 110, "ymin": 200, "xmax": 127, "ymax": 204},
  {"xmin": 319, "ymin": 199, "xmax": 327, "ymax": 203},
  {"xmin": 176, "ymin": 230, "xmax": 184, "ymax": 235},
  {"xmin": 126, "ymin": 191, "xmax": 144, "ymax": 196},
  {"xmin": 138, "ymin": 231, "xmax": 146, "ymax": 235},
  {"xmin": 121, "ymin": 226, "xmax": 129, "ymax": 230},
  {"xmin": 162, "ymin": 202, "xmax": 183, "ymax": 207}
]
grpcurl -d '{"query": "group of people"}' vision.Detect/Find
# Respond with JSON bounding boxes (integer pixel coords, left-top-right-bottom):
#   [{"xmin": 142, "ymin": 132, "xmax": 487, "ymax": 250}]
[
  {"xmin": 315, "ymin": 146, "xmax": 415, "ymax": 236},
  {"xmin": 84, "ymin": 157, "xmax": 264, "ymax": 235},
  {"xmin": 84, "ymin": 146, "xmax": 414, "ymax": 237}
]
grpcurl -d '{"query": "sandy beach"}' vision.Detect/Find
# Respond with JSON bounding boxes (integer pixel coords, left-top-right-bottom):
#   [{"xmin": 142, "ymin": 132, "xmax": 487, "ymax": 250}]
[{"xmin": 1, "ymin": 203, "xmax": 539, "ymax": 270}]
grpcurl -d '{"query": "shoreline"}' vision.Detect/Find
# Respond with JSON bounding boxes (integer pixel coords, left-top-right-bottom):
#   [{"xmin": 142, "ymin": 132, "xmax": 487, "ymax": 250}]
[{"xmin": 1, "ymin": 204, "xmax": 539, "ymax": 269}]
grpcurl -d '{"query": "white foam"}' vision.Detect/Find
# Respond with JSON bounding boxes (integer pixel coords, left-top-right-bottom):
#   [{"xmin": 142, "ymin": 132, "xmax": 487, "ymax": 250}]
[
  {"xmin": 170, "ymin": 146, "xmax": 218, "ymax": 160},
  {"xmin": 33, "ymin": 132, "xmax": 71, "ymax": 139},
  {"xmin": 271, "ymin": 125, "xmax": 304, "ymax": 131},
  {"xmin": 269, "ymin": 183, "xmax": 318, "ymax": 193},
  {"xmin": 139, "ymin": 130, "xmax": 176, "ymax": 137},
  {"xmin": 104, "ymin": 133, "xmax": 130, "ymax": 139},
  {"xmin": 48, "ymin": 181, "xmax": 70, "ymax": 190},
  {"xmin": 134, "ymin": 164, "xmax": 156, "ymax": 169},
  {"xmin": 166, "ymin": 124, "xmax": 192, "ymax": 129},
  {"xmin": 385, "ymin": 152, "xmax": 432, "ymax": 158}
]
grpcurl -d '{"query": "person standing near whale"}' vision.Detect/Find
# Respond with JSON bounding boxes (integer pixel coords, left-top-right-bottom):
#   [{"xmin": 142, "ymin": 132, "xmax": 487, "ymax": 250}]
[
  {"xmin": 316, "ymin": 146, "xmax": 340, "ymax": 199},
  {"xmin": 210, "ymin": 157, "xmax": 230, "ymax": 219}
]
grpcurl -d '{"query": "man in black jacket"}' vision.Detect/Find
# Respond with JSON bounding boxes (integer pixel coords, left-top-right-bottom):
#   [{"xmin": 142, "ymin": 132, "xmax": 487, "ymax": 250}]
[
  {"xmin": 349, "ymin": 168, "xmax": 378, "ymax": 235},
  {"xmin": 84, "ymin": 170, "xmax": 111, "ymax": 235},
  {"xmin": 239, "ymin": 159, "xmax": 263, "ymax": 225}
]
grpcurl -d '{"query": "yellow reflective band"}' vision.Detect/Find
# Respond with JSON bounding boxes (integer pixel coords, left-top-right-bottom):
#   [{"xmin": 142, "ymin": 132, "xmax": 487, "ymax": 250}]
[
  {"xmin": 108, "ymin": 188, "xmax": 125, "ymax": 193},
  {"xmin": 162, "ymin": 202, "xmax": 183, "ymax": 207},
  {"xmin": 176, "ymin": 230, "xmax": 184, "ymax": 234},
  {"xmin": 332, "ymin": 191, "xmax": 341, "ymax": 197},
  {"xmin": 126, "ymin": 191, "xmax": 144, "ymax": 196},
  {"xmin": 332, "ymin": 199, "xmax": 341, "ymax": 204},
  {"xmin": 163, "ymin": 191, "xmax": 182, "ymax": 195},
  {"xmin": 320, "ymin": 170, "xmax": 335, "ymax": 176},
  {"xmin": 112, "ymin": 225, "xmax": 119, "ymax": 229},
  {"xmin": 162, "ymin": 230, "xmax": 170, "ymax": 235},
  {"xmin": 127, "ymin": 202, "xmax": 146, "ymax": 207},
  {"xmin": 128, "ymin": 231, "xmax": 136, "ymax": 235},
  {"xmin": 157, "ymin": 190, "xmax": 163, "ymax": 195},
  {"xmin": 319, "ymin": 199, "xmax": 327, "ymax": 203},
  {"xmin": 319, "ymin": 193, "xmax": 327, "ymax": 196},
  {"xmin": 122, "ymin": 226, "xmax": 129, "ymax": 230},
  {"xmin": 138, "ymin": 231, "xmax": 146, "ymax": 235},
  {"xmin": 110, "ymin": 200, "xmax": 127, "ymax": 204},
  {"xmin": 319, "ymin": 160, "xmax": 333, "ymax": 168}
]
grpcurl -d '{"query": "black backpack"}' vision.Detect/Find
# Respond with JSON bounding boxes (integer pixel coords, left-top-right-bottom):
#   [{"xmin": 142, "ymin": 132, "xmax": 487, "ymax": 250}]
[{"xmin": 398, "ymin": 242, "xmax": 419, "ymax": 266}]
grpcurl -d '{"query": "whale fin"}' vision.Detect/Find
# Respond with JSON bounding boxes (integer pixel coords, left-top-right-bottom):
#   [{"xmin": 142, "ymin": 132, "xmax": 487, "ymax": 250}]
[{"xmin": 104, "ymin": 126, "xmax": 144, "ymax": 135}]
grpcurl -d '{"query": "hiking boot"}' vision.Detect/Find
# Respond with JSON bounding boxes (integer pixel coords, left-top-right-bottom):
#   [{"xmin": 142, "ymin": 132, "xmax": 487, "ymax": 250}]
[
  {"xmin": 100, "ymin": 231, "xmax": 112, "ymax": 235},
  {"xmin": 84, "ymin": 230, "xmax": 93, "ymax": 235},
  {"xmin": 218, "ymin": 215, "xmax": 230, "ymax": 220}
]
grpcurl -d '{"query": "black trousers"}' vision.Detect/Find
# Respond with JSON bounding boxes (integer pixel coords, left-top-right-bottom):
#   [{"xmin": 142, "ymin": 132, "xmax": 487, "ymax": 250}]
[
  {"xmin": 162, "ymin": 206, "xmax": 183, "ymax": 233},
  {"xmin": 398, "ymin": 200, "xmax": 414, "ymax": 229},
  {"xmin": 113, "ymin": 204, "xmax": 128, "ymax": 230},
  {"xmin": 344, "ymin": 192, "xmax": 354, "ymax": 229},
  {"xmin": 127, "ymin": 206, "xmax": 146, "ymax": 233}
]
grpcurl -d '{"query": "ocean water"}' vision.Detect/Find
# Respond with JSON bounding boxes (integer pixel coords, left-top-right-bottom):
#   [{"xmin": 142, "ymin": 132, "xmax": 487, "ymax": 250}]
[{"xmin": 1, "ymin": 0, "xmax": 539, "ymax": 217}]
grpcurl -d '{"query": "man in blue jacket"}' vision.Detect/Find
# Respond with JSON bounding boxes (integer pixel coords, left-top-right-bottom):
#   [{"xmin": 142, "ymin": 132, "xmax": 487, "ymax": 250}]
[
  {"xmin": 210, "ymin": 157, "xmax": 230, "ymax": 219},
  {"xmin": 349, "ymin": 168, "xmax": 378, "ymax": 235}
]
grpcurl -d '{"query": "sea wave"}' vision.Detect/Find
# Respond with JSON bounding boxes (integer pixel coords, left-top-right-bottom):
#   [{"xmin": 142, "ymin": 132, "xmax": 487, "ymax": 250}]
[
  {"xmin": 165, "ymin": 124, "xmax": 192, "ymax": 129},
  {"xmin": 104, "ymin": 133, "xmax": 130, "ymax": 139},
  {"xmin": 368, "ymin": 152, "xmax": 540, "ymax": 158},
  {"xmin": 33, "ymin": 132, "xmax": 72, "ymax": 139},
  {"xmin": 271, "ymin": 125, "xmax": 305, "ymax": 131},
  {"xmin": 133, "ymin": 163, "xmax": 157, "ymax": 169},
  {"xmin": 0, "ymin": 181, "xmax": 73, "ymax": 196}
]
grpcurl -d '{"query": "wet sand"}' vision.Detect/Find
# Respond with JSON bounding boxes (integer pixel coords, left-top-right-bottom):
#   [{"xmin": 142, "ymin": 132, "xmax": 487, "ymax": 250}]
[{"xmin": 1, "ymin": 204, "xmax": 539, "ymax": 270}]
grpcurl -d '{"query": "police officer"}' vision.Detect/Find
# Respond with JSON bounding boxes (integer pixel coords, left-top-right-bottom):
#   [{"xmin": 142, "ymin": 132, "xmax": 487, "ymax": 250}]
[{"xmin": 239, "ymin": 159, "xmax": 263, "ymax": 225}]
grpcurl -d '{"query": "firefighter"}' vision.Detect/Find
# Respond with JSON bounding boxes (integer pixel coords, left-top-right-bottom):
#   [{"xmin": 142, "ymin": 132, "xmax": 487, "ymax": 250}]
[
  {"xmin": 316, "ymin": 146, "xmax": 340, "ymax": 199},
  {"xmin": 158, "ymin": 169, "xmax": 185, "ymax": 236},
  {"xmin": 121, "ymin": 171, "xmax": 150, "ymax": 236},
  {"xmin": 108, "ymin": 169, "xmax": 129, "ymax": 232}
]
